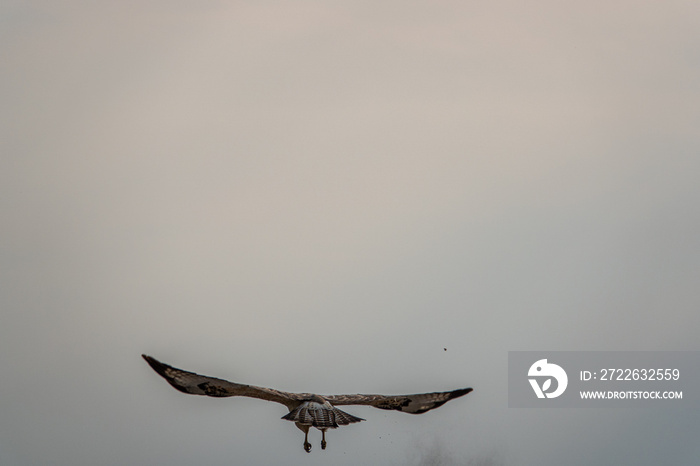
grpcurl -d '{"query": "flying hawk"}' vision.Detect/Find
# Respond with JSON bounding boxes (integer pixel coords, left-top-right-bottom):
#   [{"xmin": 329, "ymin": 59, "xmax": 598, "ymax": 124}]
[{"xmin": 142, "ymin": 355, "xmax": 472, "ymax": 452}]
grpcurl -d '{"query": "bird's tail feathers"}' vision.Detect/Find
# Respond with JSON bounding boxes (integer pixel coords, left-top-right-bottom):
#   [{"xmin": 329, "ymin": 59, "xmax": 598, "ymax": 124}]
[{"xmin": 282, "ymin": 402, "xmax": 364, "ymax": 428}]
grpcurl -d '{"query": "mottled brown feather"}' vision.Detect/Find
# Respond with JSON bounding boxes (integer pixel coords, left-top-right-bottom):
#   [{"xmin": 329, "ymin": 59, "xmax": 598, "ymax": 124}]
[
  {"xmin": 323, "ymin": 388, "xmax": 473, "ymax": 414},
  {"xmin": 142, "ymin": 355, "xmax": 304, "ymax": 409}
]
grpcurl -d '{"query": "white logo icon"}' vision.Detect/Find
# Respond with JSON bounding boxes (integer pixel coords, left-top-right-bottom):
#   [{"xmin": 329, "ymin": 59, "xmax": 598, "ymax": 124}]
[{"xmin": 528, "ymin": 359, "xmax": 568, "ymax": 399}]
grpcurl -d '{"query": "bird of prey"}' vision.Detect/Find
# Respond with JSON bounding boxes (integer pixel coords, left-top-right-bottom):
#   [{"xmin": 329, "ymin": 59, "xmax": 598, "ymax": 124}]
[{"xmin": 142, "ymin": 355, "xmax": 472, "ymax": 452}]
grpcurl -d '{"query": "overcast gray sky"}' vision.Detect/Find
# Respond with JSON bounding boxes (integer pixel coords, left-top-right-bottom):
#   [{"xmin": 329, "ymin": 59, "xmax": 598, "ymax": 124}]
[{"xmin": 2, "ymin": 1, "xmax": 699, "ymax": 465}]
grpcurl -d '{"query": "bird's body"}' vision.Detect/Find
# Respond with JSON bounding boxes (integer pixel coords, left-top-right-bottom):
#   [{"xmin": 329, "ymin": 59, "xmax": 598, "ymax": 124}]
[
  {"xmin": 280, "ymin": 395, "xmax": 364, "ymax": 450},
  {"xmin": 142, "ymin": 354, "xmax": 472, "ymax": 452}
]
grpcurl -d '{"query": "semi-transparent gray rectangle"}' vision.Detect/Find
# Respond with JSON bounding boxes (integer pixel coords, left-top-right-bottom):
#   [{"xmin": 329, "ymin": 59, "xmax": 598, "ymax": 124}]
[{"xmin": 508, "ymin": 351, "xmax": 699, "ymax": 408}]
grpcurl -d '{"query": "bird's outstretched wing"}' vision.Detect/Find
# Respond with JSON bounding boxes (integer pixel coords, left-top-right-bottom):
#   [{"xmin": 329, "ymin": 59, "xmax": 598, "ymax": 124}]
[
  {"xmin": 142, "ymin": 355, "xmax": 303, "ymax": 409},
  {"xmin": 323, "ymin": 388, "xmax": 472, "ymax": 414}
]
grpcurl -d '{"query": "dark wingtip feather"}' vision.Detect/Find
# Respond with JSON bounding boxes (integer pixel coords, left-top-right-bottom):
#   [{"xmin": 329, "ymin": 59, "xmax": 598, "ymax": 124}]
[
  {"xmin": 142, "ymin": 354, "xmax": 159, "ymax": 369},
  {"xmin": 142, "ymin": 354, "xmax": 194, "ymax": 395},
  {"xmin": 142, "ymin": 354, "xmax": 170, "ymax": 379},
  {"xmin": 450, "ymin": 387, "xmax": 473, "ymax": 399}
]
